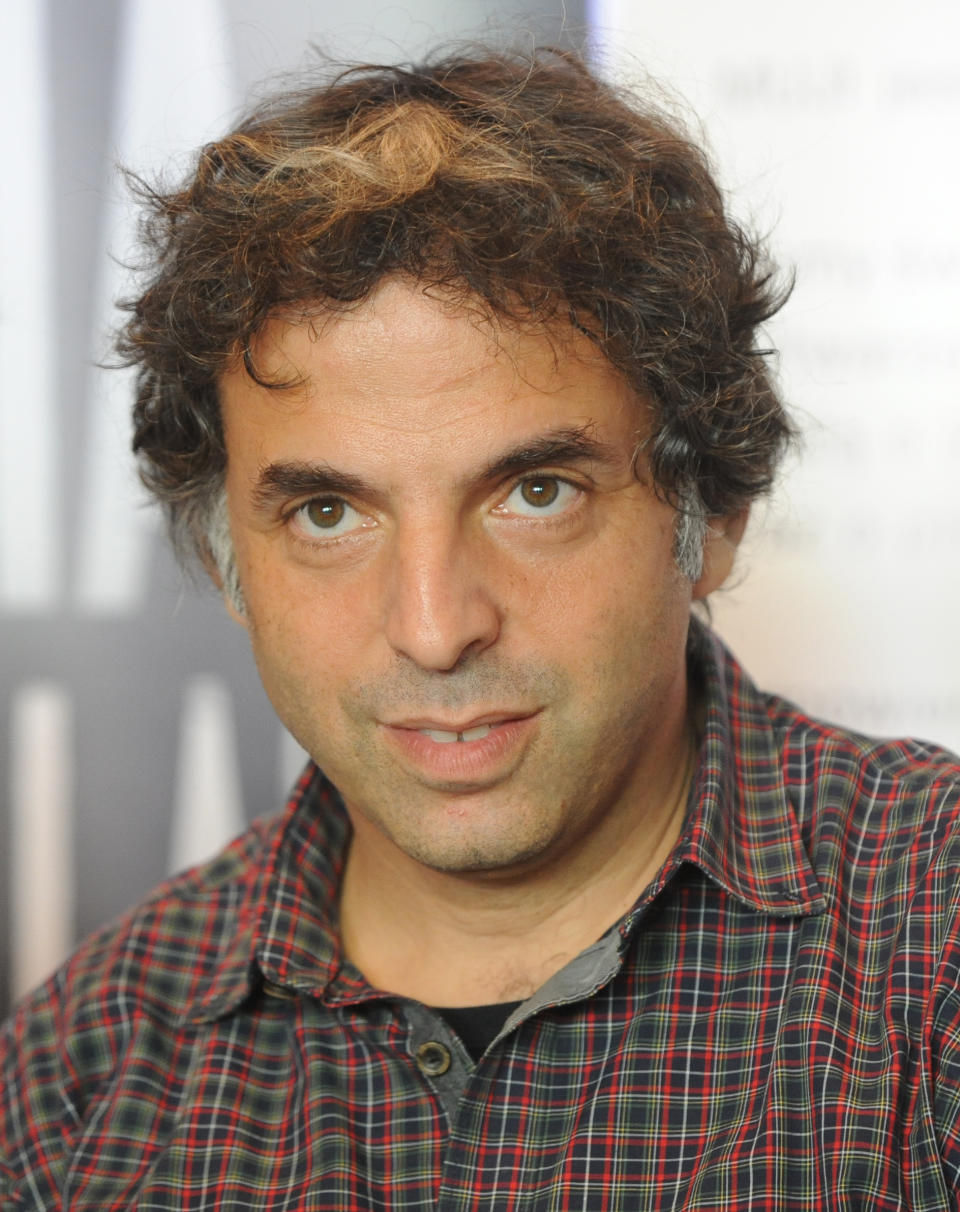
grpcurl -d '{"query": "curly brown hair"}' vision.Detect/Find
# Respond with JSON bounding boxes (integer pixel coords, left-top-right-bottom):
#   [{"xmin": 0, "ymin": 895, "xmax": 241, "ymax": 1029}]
[{"xmin": 119, "ymin": 46, "xmax": 792, "ymax": 585}]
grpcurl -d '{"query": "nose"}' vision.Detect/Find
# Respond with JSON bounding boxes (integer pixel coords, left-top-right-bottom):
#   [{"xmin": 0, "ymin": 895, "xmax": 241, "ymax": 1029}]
[{"xmin": 382, "ymin": 522, "xmax": 501, "ymax": 671}]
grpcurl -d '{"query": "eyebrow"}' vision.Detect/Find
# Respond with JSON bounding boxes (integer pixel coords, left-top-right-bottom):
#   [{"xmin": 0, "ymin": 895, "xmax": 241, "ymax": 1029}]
[
  {"xmin": 475, "ymin": 425, "xmax": 618, "ymax": 484},
  {"xmin": 250, "ymin": 425, "xmax": 619, "ymax": 514},
  {"xmin": 251, "ymin": 463, "xmax": 378, "ymax": 514}
]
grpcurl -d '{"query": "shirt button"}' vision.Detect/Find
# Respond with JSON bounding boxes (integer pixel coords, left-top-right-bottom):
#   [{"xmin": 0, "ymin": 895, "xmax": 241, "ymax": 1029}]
[
  {"xmin": 416, "ymin": 1041, "xmax": 452, "ymax": 1076},
  {"xmin": 262, "ymin": 979, "xmax": 297, "ymax": 1000}
]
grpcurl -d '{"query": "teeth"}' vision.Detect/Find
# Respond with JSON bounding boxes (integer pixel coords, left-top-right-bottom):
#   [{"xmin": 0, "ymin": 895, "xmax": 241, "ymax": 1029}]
[
  {"xmin": 418, "ymin": 724, "xmax": 495, "ymax": 743},
  {"xmin": 459, "ymin": 725, "xmax": 492, "ymax": 742}
]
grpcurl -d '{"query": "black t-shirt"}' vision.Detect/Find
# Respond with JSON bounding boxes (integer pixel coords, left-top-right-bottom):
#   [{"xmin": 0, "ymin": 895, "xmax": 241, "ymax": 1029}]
[{"xmin": 434, "ymin": 1001, "xmax": 523, "ymax": 1062}]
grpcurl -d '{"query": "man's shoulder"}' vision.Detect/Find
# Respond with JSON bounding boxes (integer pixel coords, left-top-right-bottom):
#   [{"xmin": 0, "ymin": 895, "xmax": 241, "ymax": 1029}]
[
  {"xmin": 5, "ymin": 812, "xmax": 281, "ymax": 1045},
  {"xmin": 700, "ymin": 624, "xmax": 960, "ymax": 898},
  {"xmin": 0, "ymin": 813, "xmax": 291, "ymax": 1200},
  {"xmin": 764, "ymin": 686, "xmax": 960, "ymax": 798},
  {"xmin": 762, "ymin": 686, "xmax": 960, "ymax": 883},
  {"xmin": 702, "ymin": 621, "xmax": 960, "ymax": 822}
]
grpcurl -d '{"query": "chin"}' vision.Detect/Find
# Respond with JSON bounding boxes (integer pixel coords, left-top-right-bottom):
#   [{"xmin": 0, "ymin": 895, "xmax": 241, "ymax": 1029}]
[{"xmin": 393, "ymin": 820, "xmax": 559, "ymax": 877}]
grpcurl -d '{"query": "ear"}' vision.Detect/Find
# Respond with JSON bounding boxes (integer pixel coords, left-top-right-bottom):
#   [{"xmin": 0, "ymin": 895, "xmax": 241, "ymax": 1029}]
[
  {"xmin": 222, "ymin": 587, "xmax": 249, "ymax": 630},
  {"xmin": 692, "ymin": 508, "xmax": 749, "ymax": 600},
  {"xmin": 200, "ymin": 546, "xmax": 249, "ymax": 629}
]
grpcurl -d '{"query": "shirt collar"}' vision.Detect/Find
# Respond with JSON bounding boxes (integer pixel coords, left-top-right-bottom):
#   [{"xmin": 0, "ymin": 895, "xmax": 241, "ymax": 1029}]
[
  {"xmin": 190, "ymin": 617, "xmax": 826, "ymax": 1022},
  {"xmin": 672, "ymin": 617, "xmax": 826, "ymax": 918},
  {"xmin": 188, "ymin": 764, "xmax": 353, "ymax": 1023}
]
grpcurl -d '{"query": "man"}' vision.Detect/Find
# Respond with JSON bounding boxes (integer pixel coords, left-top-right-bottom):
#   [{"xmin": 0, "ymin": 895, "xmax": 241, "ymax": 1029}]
[{"xmin": 3, "ymin": 46, "xmax": 960, "ymax": 1210}]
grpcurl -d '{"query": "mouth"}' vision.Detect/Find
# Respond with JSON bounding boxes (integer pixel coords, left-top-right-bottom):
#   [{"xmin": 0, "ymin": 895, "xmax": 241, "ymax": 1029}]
[
  {"xmin": 387, "ymin": 710, "xmax": 531, "ymax": 739},
  {"xmin": 417, "ymin": 723, "xmax": 498, "ymax": 744},
  {"xmin": 380, "ymin": 712, "xmax": 539, "ymax": 783}
]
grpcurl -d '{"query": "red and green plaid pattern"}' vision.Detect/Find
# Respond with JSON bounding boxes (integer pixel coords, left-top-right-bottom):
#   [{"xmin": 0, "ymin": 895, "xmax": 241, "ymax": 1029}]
[{"xmin": 4, "ymin": 622, "xmax": 960, "ymax": 1209}]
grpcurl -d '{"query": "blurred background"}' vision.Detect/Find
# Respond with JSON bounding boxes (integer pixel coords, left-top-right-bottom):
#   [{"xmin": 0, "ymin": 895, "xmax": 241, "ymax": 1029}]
[{"xmin": 2, "ymin": 0, "xmax": 958, "ymax": 1015}]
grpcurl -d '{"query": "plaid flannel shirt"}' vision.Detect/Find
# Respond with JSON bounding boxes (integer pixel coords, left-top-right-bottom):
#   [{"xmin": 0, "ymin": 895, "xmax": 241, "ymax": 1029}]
[{"xmin": 4, "ymin": 621, "xmax": 960, "ymax": 1210}]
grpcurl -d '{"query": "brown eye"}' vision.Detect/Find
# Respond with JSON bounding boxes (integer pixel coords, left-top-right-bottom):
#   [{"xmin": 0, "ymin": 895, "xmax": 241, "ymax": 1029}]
[
  {"xmin": 294, "ymin": 496, "xmax": 365, "ymax": 539},
  {"xmin": 305, "ymin": 498, "xmax": 345, "ymax": 528},
  {"xmin": 520, "ymin": 477, "xmax": 560, "ymax": 507},
  {"xmin": 501, "ymin": 476, "xmax": 579, "ymax": 518}
]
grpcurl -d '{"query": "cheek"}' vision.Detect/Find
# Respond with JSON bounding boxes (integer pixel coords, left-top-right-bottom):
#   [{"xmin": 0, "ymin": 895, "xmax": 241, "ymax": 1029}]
[
  {"xmin": 583, "ymin": 558, "xmax": 691, "ymax": 694},
  {"xmin": 539, "ymin": 511, "xmax": 683, "ymax": 630},
  {"xmin": 241, "ymin": 564, "xmax": 370, "ymax": 707},
  {"xmin": 257, "ymin": 601, "xmax": 368, "ymax": 684}
]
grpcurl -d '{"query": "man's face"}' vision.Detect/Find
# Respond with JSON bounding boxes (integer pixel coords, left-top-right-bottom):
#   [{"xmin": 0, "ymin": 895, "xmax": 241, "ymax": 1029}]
[{"xmin": 220, "ymin": 279, "xmax": 735, "ymax": 880}]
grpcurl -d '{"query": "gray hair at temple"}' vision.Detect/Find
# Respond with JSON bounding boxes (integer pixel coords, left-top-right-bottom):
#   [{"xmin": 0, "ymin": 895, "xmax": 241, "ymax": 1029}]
[{"xmin": 119, "ymin": 46, "xmax": 793, "ymax": 599}]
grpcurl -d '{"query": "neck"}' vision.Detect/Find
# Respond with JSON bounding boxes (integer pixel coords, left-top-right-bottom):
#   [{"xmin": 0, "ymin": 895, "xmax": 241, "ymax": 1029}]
[{"xmin": 338, "ymin": 715, "xmax": 696, "ymax": 1007}]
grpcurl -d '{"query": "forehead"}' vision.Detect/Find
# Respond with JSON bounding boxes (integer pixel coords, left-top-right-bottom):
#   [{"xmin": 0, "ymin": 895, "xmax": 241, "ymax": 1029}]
[{"xmin": 219, "ymin": 279, "xmax": 645, "ymax": 461}]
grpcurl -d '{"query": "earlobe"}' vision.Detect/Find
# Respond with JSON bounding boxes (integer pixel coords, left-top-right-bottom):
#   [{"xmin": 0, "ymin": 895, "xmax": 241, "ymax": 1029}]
[
  {"xmin": 692, "ymin": 508, "xmax": 749, "ymax": 600},
  {"xmin": 201, "ymin": 550, "xmax": 249, "ymax": 628},
  {"xmin": 223, "ymin": 589, "xmax": 249, "ymax": 629}
]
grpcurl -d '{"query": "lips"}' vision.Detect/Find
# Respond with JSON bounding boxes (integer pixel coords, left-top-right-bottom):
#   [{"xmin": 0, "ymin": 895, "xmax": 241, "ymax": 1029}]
[
  {"xmin": 381, "ymin": 713, "xmax": 538, "ymax": 784},
  {"xmin": 387, "ymin": 710, "xmax": 526, "ymax": 731}
]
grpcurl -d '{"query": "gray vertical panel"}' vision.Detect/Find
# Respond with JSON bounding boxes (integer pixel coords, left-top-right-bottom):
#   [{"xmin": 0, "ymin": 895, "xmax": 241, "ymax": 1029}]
[
  {"xmin": 50, "ymin": 0, "xmax": 125, "ymax": 593},
  {"xmin": 0, "ymin": 0, "xmax": 585, "ymax": 1015},
  {"xmin": 0, "ymin": 683, "xmax": 7, "ymax": 1012},
  {"xmin": 0, "ymin": 0, "xmax": 122, "ymax": 1016}
]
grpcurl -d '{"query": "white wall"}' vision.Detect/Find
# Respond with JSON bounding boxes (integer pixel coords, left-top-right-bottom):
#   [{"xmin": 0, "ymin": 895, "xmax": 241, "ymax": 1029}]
[{"xmin": 593, "ymin": 0, "xmax": 960, "ymax": 747}]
